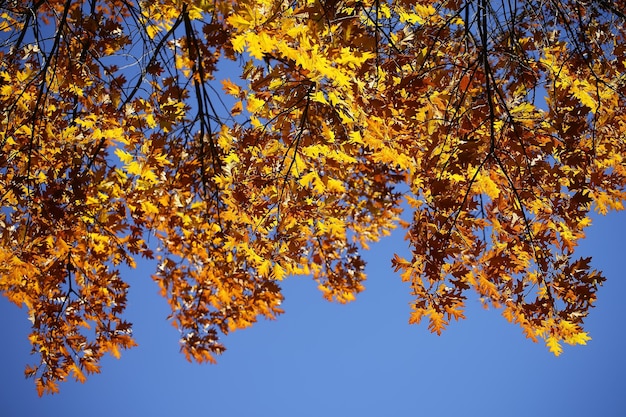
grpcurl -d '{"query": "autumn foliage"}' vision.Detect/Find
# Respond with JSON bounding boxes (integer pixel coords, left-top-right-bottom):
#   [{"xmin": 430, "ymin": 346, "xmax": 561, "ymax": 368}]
[{"xmin": 1, "ymin": 0, "xmax": 625, "ymax": 395}]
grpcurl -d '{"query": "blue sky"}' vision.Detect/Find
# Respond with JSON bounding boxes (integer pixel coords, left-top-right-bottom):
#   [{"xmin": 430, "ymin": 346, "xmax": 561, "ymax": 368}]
[{"xmin": 1, "ymin": 209, "xmax": 625, "ymax": 416}]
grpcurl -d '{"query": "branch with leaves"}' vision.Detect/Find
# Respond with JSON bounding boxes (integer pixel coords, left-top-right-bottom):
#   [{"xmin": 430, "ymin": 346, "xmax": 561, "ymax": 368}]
[{"xmin": 1, "ymin": 0, "xmax": 625, "ymax": 395}]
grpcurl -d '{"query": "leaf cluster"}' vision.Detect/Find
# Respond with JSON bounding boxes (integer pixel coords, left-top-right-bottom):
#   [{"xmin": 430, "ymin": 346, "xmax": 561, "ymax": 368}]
[{"xmin": 1, "ymin": 0, "xmax": 625, "ymax": 394}]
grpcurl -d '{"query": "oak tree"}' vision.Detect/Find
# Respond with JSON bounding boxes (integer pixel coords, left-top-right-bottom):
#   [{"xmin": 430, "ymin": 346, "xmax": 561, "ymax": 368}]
[{"xmin": 1, "ymin": 0, "xmax": 625, "ymax": 395}]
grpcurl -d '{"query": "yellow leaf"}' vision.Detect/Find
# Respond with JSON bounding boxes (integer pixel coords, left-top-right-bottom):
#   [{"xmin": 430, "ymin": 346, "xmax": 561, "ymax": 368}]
[
  {"xmin": 0, "ymin": 83, "xmax": 12, "ymax": 97},
  {"xmin": 427, "ymin": 308, "xmax": 448, "ymax": 335},
  {"xmin": 325, "ymin": 218, "xmax": 346, "ymax": 238},
  {"xmin": 103, "ymin": 127, "xmax": 124, "ymax": 139},
  {"xmin": 272, "ymin": 262, "xmax": 286, "ymax": 280},
  {"xmin": 114, "ymin": 148, "xmax": 134, "ymax": 164},
  {"xmin": 231, "ymin": 101, "xmax": 243, "ymax": 116},
  {"xmin": 146, "ymin": 25, "xmax": 160, "ymax": 39},
  {"xmin": 246, "ymin": 94, "xmax": 265, "ymax": 114},
  {"xmin": 221, "ymin": 79, "xmax": 241, "ymax": 96},
  {"xmin": 348, "ymin": 130, "xmax": 363, "ymax": 144},
  {"xmin": 68, "ymin": 83, "xmax": 83, "ymax": 97},
  {"xmin": 310, "ymin": 91, "xmax": 328, "ymax": 105},
  {"xmin": 110, "ymin": 343, "xmax": 121, "ymax": 359},
  {"xmin": 299, "ymin": 171, "xmax": 325, "ymax": 193},
  {"xmin": 82, "ymin": 359, "xmax": 100, "ymax": 374},
  {"xmin": 258, "ymin": 259, "xmax": 272, "ymax": 277},
  {"xmin": 14, "ymin": 124, "xmax": 32, "ymax": 136},
  {"xmin": 36, "ymin": 380, "xmax": 45, "ymax": 397},
  {"xmin": 408, "ymin": 308, "xmax": 426, "ymax": 325},
  {"xmin": 145, "ymin": 113, "xmax": 157, "ymax": 129},
  {"xmin": 187, "ymin": 5, "xmax": 203, "ymax": 20},
  {"xmin": 231, "ymin": 34, "xmax": 247, "ymax": 53},
  {"xmin": 546, "ymin": 335, "xmax": 563, "ymax": 356},
  {"xmin": 509, "ymin": 102, "xmax": 535, "ymax": 115},
  {"xmin": 126, "ymin": 161, "xmax": 143, "ymax": 176},
  {"xmin": 70, "ymin": 363, "xmax": 86, "ymax": 383},
  {"xmin": 140, "ymin": 167, "xmax": 158, "ymax": 183},
  {"xmin": 474, "ymin": 170, "xmax": 500, "ymax": 199},
  {"xmin": 564, "ymin": 331, "xmax": 591, "ymax": 346},
  {"xmin": 141, "ymin": 200, "xmax": 159, "ymax": 215},
  {"xmin": 227, "ymin": 12, "xmax": 253, "ymax": 30},
  {"xmin": 326, "ymin": 178, "xmax": 345, "ymax": 193}
]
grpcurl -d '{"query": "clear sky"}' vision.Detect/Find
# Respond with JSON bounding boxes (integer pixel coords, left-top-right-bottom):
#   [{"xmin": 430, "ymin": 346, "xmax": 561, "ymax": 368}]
[{"xmin": 1, "ymin": 208, "xmax": 625, "ymax": 417}]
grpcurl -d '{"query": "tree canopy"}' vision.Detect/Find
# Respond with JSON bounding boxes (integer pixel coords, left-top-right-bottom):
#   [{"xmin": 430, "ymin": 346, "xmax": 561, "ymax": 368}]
[{"xmin": 1, "ymin": 0, "xmax": 625, "ymax": 395}]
